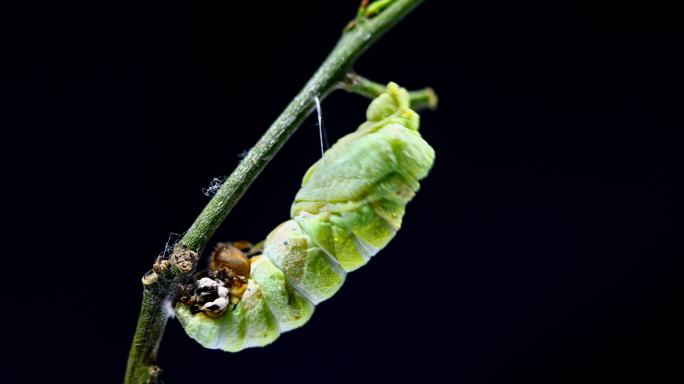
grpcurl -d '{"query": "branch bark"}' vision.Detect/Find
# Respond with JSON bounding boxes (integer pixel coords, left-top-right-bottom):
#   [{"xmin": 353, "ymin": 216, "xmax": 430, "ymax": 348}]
[{"xmin": 124, "ymin": 1, "xmax": 428, "ymax": 383}]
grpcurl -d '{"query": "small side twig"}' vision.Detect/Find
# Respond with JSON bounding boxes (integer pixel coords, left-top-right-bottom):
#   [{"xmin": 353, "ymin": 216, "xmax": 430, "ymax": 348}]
[{"xmin": 344, "ymin": 72, "xmax": 438, "ymax": 111}]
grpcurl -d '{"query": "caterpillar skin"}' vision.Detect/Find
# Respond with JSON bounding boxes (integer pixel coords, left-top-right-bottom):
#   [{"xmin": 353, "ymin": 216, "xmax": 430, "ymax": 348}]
[{"xmin": 176, "ymin": 82, "xmax": 435, "ymax": 351}]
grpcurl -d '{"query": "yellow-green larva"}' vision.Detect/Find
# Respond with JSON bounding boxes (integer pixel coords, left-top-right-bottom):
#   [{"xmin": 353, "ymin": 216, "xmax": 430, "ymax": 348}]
[{"xmin": 175, "ymin": 82, "xmax": 435, "ymax": 352}]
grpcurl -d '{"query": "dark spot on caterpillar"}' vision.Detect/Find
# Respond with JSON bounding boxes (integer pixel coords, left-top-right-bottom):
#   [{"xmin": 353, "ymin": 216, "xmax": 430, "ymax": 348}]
[{"xmin": 284, "ymin": 241, "xmax": 288, "ymax": 245}]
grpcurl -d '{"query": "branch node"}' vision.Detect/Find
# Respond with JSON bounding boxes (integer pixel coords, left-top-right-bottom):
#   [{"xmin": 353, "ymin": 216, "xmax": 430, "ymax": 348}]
[
  {"xmin": 169, "ymin": 245, "xmax": 199, "ymax": 275},
  {"xmin": 147, "ymin": 365, "xmax": 163, "ymax": 384},
  {"xmin": 152, "ymin": 259, "xmax": 170, "ymax": 274},
  {"xmin": 142, "ymin": 271, "xmax": 159, "ymax": 286}
]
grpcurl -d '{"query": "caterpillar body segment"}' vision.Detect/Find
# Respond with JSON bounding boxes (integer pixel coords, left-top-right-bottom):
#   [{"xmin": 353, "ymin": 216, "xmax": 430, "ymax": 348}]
[
  {"xmin": 175, "ymin": 82, "xmax": 435, "ymax": 351},
  {"xmin": 263, "ymin": 219, "xmax": 347, "ymax": 304}
]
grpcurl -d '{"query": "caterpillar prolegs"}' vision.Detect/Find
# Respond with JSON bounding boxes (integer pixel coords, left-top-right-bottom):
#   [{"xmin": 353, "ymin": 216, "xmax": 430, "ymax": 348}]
[{"xmin": 175, "ymin": 82, "xmax": 435, "ymax": 352}]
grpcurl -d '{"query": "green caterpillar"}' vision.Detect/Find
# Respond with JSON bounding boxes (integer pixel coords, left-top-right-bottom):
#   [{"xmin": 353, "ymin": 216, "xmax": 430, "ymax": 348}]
[{"xmin": 175, "ymin": 82, "xmax": 435, "ymax": 352}]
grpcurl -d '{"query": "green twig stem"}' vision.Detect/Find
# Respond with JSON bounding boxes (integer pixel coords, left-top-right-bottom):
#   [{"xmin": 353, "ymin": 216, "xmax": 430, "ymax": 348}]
[
  {"xmin": 124, "ymin": 1, "xmax": 429, "ymax": 383},
  {"xmin": 344, "ymin": 72, "xmax": 438, "ymax": 111}
]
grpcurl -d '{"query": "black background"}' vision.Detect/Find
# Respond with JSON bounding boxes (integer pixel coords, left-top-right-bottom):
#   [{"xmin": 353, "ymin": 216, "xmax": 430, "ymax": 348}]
[{"xmin": 14, "ymin": 1, "xmax": 682, "ymax": 383}]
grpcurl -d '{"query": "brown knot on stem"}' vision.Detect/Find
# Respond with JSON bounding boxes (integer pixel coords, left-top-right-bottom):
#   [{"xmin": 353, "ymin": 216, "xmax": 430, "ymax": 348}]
[
  {"xmin": 152, "ymin": 258, "xmax": 170, "ymax": 274},
  {"xmin": 169, "ymin": 244, "xmax": 199, "ymax": 274},
  {"xmin": 141, "ymin": 270, "xmax": 159, "ymax": 286}
]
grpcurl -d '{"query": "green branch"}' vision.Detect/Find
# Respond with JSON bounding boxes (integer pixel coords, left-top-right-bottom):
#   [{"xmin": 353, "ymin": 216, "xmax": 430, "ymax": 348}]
[
  {"xmin": 180, "ymin": 0, "xmax": 427, "ymax": 253},
  {"xmin": 124, "ymin": 1, "xmax": 429, "ymax": 383}
]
